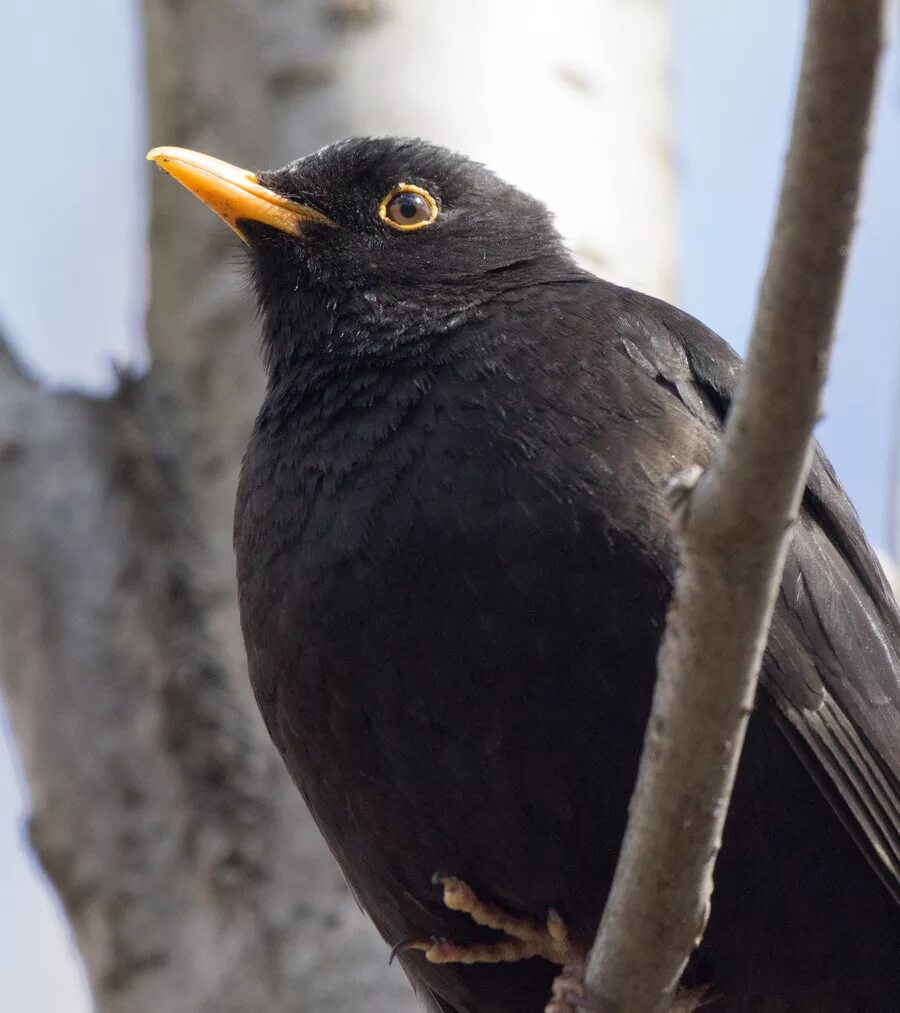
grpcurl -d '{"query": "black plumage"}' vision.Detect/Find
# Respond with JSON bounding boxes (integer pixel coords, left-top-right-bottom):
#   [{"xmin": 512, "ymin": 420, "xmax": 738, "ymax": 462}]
[{"xmin": 181, "ymin": 138, "xmax": 900, "ymax": 1011}]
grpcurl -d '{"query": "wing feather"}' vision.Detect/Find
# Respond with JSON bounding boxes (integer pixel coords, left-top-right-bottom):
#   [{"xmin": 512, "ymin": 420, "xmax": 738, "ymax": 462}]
[{"xmin": 616, "ymin": 289, "xmax": 900, "ymax": 899}]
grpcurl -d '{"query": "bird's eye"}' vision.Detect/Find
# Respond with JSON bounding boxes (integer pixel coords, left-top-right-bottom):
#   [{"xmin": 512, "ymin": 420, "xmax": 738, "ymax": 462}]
[{"xmin": 379, "ymin": 184, "xmax": 438, "ymax": 231}]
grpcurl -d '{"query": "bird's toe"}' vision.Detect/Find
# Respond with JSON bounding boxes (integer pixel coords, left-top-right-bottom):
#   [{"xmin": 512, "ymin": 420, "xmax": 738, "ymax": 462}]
[{"xmin": 397, "ymin": 875, "xmax": 584, "ymax": 968}]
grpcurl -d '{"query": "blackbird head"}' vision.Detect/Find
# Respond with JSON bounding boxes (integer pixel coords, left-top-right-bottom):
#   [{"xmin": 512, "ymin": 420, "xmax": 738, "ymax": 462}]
[{"xmin": 148, "ymin": 137, "xmax": 579, "ymax": 369}]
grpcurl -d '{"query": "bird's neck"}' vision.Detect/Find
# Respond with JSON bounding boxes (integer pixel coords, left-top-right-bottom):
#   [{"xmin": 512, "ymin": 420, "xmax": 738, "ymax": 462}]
[
  {"xmin": 255, "ymin": 255, "xmax": 589, "ymax": 387},
  {"xmin": 257, "ymin": 283, "xmax": 481, "ymax": 394},
  {"xmin": 240, "ymin": 310, "xmax": 476, "ymax": 577},
  {"xmin": 252, "ymin": 263, "xmax": 591, "ymax": 450},
  {"xmin": 250, "ymin": 295, "xmax": 465, "ymax": 469}
]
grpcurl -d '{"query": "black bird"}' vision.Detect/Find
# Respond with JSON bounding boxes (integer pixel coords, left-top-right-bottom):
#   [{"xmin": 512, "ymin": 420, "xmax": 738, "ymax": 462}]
[{"xmin": 148, "ymin": 138, "xmax": 900, "ymax": 1013}]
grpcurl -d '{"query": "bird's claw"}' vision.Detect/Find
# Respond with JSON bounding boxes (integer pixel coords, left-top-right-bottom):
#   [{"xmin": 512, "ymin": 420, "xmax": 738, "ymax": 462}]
[
  {"xmin": 393, "ymin": 876, "xmax": 717, "ymax": 1011},
  {"xmin": 394, "ymin": 876, "xmax": 584, "ymax": 967}
]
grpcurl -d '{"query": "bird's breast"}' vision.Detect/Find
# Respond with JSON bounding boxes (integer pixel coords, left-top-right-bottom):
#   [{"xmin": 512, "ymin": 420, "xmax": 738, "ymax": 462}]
[{"xmin": 234, "ymin": 366, "xmax": 675, "ymax": 948}]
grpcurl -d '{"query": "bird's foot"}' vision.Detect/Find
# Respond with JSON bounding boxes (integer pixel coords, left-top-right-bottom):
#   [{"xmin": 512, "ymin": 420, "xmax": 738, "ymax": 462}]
[
  {"xmin": 396, "ymin": 875, "xmax": 585, "ymax": 967},
  {"xmin": 394, "ymin": 876, "xmax": 717, "ymax": 1013}
]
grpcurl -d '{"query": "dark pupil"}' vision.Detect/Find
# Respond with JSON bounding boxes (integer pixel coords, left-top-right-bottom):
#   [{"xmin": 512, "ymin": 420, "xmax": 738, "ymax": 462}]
[
  {"xmin": 388, "ymin": 190, "xmax": 431, "ymax": 225},
  {"xmin": 398, "ymin": 194, "xmax": 422, "ymax": 218}
]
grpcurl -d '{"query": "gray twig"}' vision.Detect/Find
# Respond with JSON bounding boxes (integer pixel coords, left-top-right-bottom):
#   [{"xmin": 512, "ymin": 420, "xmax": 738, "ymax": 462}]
[{"xmin": 582, "ymin": 2, "xmax": 888, "ymax": 1010}]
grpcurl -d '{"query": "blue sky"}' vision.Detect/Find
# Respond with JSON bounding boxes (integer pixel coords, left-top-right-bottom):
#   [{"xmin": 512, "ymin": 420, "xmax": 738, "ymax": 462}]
[
  {"xmin": 675, "ymin": 4, "xmax": 900, "ymax": 552},
  {"xmin": 1, "ymin": 2, "xmax": 898, "ymax": 1009}
]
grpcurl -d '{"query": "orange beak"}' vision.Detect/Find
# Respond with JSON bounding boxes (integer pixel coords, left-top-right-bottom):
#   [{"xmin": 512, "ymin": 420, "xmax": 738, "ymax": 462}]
[{"xmin": 146, "ymin": 146, "xmax": 334, "ymax": 242}]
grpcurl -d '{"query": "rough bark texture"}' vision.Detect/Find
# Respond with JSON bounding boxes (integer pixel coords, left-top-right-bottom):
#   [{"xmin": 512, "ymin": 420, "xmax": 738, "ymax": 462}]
[
  {"xmin": 0, "ymin": 343, "xmax": 413, "ymax": 1012},
  {"xmin": 0, "ymin": 1, "xmax": 672, "ymax": 1010},
  {"xmin": 584, "ymin": 3, "xmax": 887, "ymax": 1011}
]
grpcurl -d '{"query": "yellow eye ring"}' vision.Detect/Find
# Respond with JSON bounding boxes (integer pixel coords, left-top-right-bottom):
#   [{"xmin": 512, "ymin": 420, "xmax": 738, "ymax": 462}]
[{"xmin": 379, "ymin": 184, "xmax": 439, "ymax": 231}]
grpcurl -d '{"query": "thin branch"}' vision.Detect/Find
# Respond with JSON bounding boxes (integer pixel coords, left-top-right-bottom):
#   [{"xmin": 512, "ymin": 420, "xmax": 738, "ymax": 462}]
[{"xmin": 583, "ymin": 2, "xmax": 888, "ymax": 1010}]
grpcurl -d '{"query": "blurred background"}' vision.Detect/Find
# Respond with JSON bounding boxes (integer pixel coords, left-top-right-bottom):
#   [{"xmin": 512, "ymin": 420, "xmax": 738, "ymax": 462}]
[{"xmin": 1, "ymin": 2, "xmax": 898, "ymax": 1010}]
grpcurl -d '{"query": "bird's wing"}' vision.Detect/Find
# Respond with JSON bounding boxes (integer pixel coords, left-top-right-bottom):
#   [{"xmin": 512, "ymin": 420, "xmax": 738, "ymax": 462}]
[{"xmin": 614, "ymin": 290, "xmax": 900, "ymax": 902}]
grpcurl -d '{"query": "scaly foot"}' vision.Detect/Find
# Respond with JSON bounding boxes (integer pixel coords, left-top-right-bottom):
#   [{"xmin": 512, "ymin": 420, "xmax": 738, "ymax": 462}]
[
  {"xmin": 396, "ymin": 875, "xmax": 584, "ymax": 967},
  {"xmin": 395, "ymin": 876, "xmax": 717, "ymax": 1013}
]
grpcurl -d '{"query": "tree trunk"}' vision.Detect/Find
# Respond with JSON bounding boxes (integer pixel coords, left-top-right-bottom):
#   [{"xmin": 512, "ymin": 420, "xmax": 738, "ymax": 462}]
[{"xmin": 0, "ymin": 1, "xmax": 673, "ymax": 1010}]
